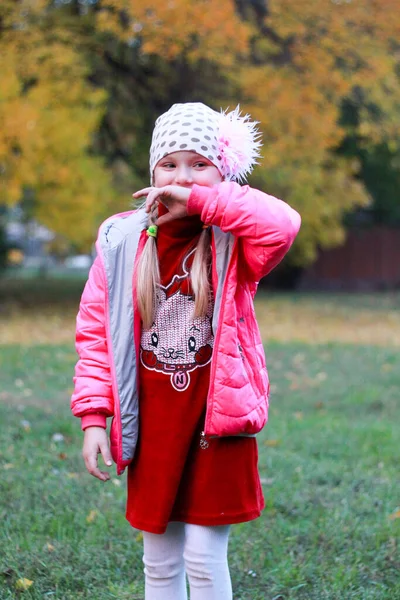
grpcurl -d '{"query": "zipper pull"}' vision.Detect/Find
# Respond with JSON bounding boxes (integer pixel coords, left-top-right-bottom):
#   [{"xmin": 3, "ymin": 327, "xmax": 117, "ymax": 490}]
[{"xmin": 200, "ymin": 431, "xmax": 209, "ymax": 450}]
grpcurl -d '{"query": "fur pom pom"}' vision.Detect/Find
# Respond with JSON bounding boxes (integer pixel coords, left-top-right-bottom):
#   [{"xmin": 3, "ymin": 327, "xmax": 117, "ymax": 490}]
[{"xmin": 218, "ymin": 106, "xmax": 262, "ymax": 183}]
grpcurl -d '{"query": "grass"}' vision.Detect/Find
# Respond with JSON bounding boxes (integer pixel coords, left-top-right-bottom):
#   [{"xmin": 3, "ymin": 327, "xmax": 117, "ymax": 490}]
[
  {"xmin": 0, "ymin": 280, "xmax": 399, "ymax": 598},
  {"xmin": 1, "ymin": 275, "xmax": 400, "ymax": 346}
]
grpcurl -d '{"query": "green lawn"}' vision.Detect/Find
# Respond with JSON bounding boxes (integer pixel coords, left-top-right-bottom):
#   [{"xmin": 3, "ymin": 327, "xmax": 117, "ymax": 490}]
[{"xmin": 0, "ymin": 342, "xmax": 399, "ymax": 599}]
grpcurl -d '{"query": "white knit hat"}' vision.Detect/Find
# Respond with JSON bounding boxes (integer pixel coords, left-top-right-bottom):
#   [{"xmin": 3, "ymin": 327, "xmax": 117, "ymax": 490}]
[{"xmin": 149, "ymin": 102, "xmax": 262, "ymax": 184}]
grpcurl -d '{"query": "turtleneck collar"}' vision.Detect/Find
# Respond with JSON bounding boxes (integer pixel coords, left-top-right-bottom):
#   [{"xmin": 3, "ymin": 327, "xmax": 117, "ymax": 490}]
[{"xmin": 156, "ymin": 202, "xmax": 204, "ymax": 241}]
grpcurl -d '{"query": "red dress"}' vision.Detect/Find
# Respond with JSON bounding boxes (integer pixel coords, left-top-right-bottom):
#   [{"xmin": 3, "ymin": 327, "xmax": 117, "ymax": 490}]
[{"xmin": 126, "ymin": 214, "xmax": 264, "ymax": 534}]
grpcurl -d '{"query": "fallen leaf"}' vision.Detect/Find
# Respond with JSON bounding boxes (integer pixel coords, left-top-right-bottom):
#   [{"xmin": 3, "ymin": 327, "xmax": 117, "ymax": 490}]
[
  {"xmin": 315, "ymin": 401, "xmax": 324, "ymax": 410},
  {"xmin": 112, "ymin": 478, "xmax": 122, "ymax": 487},
  {"xmin": 315, "ymin": 372, "xmax": 327, "ymax": 382},
  {"xmin": 136, "ymin": 532, "xmax": 143, "ymax": 542},
  {"xmin": 294, "ymin": 411, "xmax": 303, "ymax": 420},
  {"xmin": 58, "ymin": 453, "xmax": 67, "ymax": 460},
  {"xmin": 15, "ymin": 578, "xmax": 33, "ymax": 591},
  {"xmin": 284, "ymin": 371, "xmax": 297, "ymax": 381},
  {"xmin": 389, "ymin": 510, "xmax": 400, "ymax": 521},
  {"xmin": 86, "ymin": 509, "xmax": 99, "ymax": 523},
  {"xmin": 293, "ymin": 353, "xmax": 305, "ymax": 364},
  {"xmin": 46, "ymin": 543, "xmax": 55, "ymax": 552},
  {"xmin": 264, "ymin": 439, "xmax": 281, "ymax": 447},
  {"xmin": 260, "ymin": 477, "xmax": 274, "ymax": 485},
  {"xmin": 66, "ymin": 472, "xmax": 79, "ymax": 479},
  {"xmin": 3, "ymin": 463, "xmax": 15, "ymax": 470},
  {"xmin": 20, "ymin": 420, "xmax": 31, "ymax": 432}
]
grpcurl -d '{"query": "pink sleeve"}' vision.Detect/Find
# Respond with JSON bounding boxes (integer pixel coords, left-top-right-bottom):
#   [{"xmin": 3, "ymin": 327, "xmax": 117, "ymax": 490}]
[
  {"xmin": 187, "ymin": 182, "xmax": 301, "ymax": 282},
  {"xmin": 70, "ymin": 255, "xmax": 114, "ymax": 427}
]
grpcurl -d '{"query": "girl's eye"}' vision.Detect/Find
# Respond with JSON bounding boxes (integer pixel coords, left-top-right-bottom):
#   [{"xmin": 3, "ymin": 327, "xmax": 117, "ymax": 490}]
[{"xmin": 161, "ymin": 163, "xmax": 175, "ymax": 169}]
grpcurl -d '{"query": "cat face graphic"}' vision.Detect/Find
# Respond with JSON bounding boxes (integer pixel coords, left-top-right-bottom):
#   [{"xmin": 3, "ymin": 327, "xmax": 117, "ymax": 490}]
[{"xmin": 141, "ymin": 289, "xmax": 213, "ymax": 370}]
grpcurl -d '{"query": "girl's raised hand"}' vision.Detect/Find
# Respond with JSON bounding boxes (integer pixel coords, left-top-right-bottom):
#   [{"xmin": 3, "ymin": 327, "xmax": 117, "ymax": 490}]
[
  {"xmin": 132, "ymin": 185, "xmax": 191, "ymax": 226},
  {"xmin": 82, "ymin": 426, "xmax": 113, "ymax": 481}
]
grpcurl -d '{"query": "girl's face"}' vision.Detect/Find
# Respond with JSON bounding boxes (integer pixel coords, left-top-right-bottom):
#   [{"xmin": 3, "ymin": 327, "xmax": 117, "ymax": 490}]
[{"xmin": 153, "ymin": 151, "xmax": 223, "ymax": 189}]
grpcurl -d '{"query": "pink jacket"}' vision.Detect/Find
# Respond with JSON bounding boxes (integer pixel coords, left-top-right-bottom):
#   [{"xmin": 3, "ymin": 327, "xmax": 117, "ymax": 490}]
[{"xmin": 71, "ymin": 182, "xmax": 301, "ymax": 474}]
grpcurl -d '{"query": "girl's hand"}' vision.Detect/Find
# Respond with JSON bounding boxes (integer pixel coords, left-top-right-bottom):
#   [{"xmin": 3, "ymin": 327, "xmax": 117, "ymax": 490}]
[
  {"xmin": 132, "ymin": 185, "xmax": 191, "ymax": 226},
  {"xmin": 82, "ymin": 426, "xmax": 113, "ymax": 481}
]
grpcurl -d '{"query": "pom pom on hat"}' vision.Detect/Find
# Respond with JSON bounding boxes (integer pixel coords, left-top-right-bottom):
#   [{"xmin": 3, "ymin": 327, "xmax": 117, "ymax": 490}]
[{"xmin": 217, "ymin": 106, "xmax": 262, "ymax": 183}]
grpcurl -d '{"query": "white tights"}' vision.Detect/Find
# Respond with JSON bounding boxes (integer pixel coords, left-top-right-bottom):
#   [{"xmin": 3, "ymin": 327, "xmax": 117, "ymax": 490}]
[{"xmin": 142, "ymin": 522, "xmax": 232, "ymax": 600}]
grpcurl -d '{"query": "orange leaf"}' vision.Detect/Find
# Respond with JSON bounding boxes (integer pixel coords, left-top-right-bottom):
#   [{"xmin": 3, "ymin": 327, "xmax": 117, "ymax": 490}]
[
  {"xmin": 264, "ymin": 439, "xmax": 281, "ymax": 447},
  {"xmin": 15, "ymin": 578, "xmax": 33, "ymax": 591},
  {"xmin": 389, "ymin": 510, "xmax": 400, "ymax": 521},
  {"xmin": 86, "ymin": 509, "xmax": 99, "ymax": 523}
]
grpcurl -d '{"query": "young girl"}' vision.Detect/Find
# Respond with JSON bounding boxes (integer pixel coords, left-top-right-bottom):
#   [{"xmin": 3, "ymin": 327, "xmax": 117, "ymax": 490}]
[{"xmin": 71, "ymin": 102, "xmax": 301, "ymax": 599}]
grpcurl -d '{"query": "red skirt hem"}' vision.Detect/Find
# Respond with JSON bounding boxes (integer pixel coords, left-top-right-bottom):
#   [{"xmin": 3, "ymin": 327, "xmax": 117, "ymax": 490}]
[{"xmin": 126, "ymin": 504, "xmax": 265, "ymax": 535}]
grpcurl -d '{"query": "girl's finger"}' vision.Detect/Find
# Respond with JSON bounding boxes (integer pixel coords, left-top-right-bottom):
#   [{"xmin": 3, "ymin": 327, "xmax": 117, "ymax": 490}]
[
  {"xmin": 156, "ymin": 212, "xmax": 175, "ymax": 227},
  {"xmin": 84, "ymin": 451, "xmax": 99, "ymax": 478},
  {"xmin": 84, "ymin": 450, "xmax": 110, "ymax": 481},
  {"xmin": 146, "ymin": 188, "xmax": 166, "ymax": 213},
  {"xmin": 100, "ymin": 442, "xmax": 113, "ymax": 468},
  {"xmin": 145, "ymin": 189, "xmax": 158, "ymax": 213},
  {"xmin": 132, "ymin": 187, "xmax": 153, "ymax": 198}
]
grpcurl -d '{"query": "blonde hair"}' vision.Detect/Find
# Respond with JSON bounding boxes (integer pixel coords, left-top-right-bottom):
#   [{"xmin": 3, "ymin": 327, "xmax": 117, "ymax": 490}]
[{"xmin": 136, "ymin": 213, "xmax": 212, "ymax": 329}]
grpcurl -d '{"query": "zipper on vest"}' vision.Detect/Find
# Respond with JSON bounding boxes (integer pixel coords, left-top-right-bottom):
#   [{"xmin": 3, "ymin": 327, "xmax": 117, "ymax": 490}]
[{"xmin": 200, "ymin": 431, "xmax": 209, "ymax": 450}]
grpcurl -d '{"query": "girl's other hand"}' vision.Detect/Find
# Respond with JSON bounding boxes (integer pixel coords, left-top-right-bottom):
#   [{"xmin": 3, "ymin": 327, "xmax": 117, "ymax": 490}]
[
  {"xmin": 82, "ymin": 426, "xmax": 113, "ymax": 481},
  {"xmin": 132, "ymin": 185, "xmax": 191, "ymax": 226}
]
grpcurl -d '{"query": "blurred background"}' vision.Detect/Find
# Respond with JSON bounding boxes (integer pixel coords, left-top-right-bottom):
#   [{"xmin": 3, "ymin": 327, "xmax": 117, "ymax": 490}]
[
  {"xmin": 1, "ymin": 0, "xmax": 400, "ymax": 279},
  {"xmin": 0, "ymin": 2, "xmax": 399, "ymax": 598},
  {"xmin": 1, "ymin": 0, "xmax": 400, "ymax": 343},
  {"xmin": 1, "ymin": 0, "xmax": 400, "ymax": 336}
]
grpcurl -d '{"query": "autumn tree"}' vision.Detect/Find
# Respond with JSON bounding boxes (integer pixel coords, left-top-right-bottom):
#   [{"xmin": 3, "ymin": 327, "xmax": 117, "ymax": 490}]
[
  {"xmin": 236, "ymin": 0, "xmax": 400, "ymax": 262},
  {"xmin": 0, "ymin": 0, "xmax": 116, "ymax": 249},
  {"xmin": 93, "ymin": 0, "xmax": 400, "ymax": 263},
  {"xmin": 1, "ymin": 0, "xmax": 400, "ymax": 263}
]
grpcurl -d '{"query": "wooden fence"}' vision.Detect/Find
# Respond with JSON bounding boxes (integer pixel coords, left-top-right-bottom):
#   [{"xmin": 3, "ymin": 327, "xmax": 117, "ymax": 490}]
[{"xmin": 299, "ymin": 227, "xmax": 400, "ymax": 291}]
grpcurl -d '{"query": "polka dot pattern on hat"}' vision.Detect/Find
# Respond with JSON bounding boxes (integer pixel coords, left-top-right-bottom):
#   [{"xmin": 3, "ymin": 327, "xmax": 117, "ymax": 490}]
[{"xmin": 149, "ymin": 103, "xmax": 226, "ymax": 183}]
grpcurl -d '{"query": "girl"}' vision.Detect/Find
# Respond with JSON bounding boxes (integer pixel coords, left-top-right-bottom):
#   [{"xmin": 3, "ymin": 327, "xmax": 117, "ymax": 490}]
[{"xmin": 71, "ymin": 102, "xmax": 301, "ymax": 599}]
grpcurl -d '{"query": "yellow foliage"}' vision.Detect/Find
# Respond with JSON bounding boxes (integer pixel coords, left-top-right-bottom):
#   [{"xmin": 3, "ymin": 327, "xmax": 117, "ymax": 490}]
[
  {"xmin": 1, "ymin": 0, "xmax": 399, "ymax": 258},
  {"xmin": 97, "ymin": 0, "xmax": 251, "ymax": 66},
  {"xmin": 7, "ymin": 249, "xmax": 24, "ymax": 265},
  {"xmin": 15, "ymin": 578, "xmax": 33, "ymax": 591},
  {"xmin": 0, "ymin": 1, "xmax": 117, "ymax": 248},
  {"xmin": 86, "ymin": 509, "xmax": 99, "ymax": 523},
  {"xmin": 231, "ymin": 0, "xmax": 400, "ymax": 261}
]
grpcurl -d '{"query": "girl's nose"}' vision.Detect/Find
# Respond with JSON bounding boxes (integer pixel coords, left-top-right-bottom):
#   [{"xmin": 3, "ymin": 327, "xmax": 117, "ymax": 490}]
[{"xmin": 174, "ymin": 166, "xmax": 193, "ymax": 186}]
